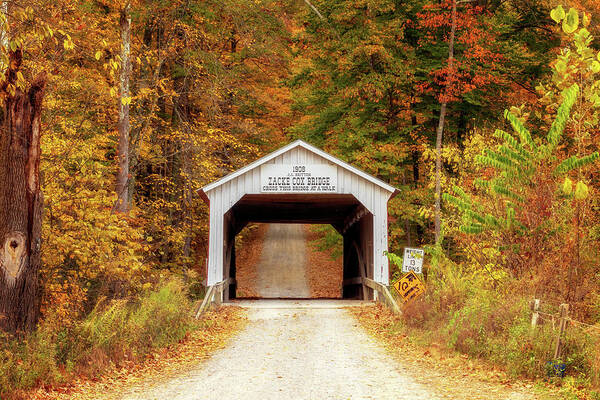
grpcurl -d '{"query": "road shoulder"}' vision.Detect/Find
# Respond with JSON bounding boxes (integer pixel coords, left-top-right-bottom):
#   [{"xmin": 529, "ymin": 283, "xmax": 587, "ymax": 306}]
[
  {"xmin": 30, "ymin": 307, "xmax": 248, "ymax": 400},
  {"xmin": 350, "ymin": 304, "xmax": 562, "ymax": 400}
]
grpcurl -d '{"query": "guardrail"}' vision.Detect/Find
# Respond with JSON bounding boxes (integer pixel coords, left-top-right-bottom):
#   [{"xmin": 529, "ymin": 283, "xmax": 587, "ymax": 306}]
[{"xmin": 194, "ymin": 278, "xmax": 235, "ymax": 319}]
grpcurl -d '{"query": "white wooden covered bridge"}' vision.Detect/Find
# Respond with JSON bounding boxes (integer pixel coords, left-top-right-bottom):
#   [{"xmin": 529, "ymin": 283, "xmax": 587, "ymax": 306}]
[{"xmin": 198, "ymin": 140, "xmax": 400, "ymax": 306}]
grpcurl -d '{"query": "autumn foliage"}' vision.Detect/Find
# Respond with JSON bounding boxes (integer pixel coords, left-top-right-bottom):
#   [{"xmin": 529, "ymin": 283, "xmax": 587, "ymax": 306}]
[{"xmin": 0, "ymin": 0, "xmax": 599, "ymax": 397}]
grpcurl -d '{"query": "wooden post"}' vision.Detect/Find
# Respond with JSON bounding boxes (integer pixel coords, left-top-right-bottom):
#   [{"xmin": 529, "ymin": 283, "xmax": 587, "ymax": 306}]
[
  {"xmin": 352, "ymin": 241, "xmax": 368, "ymax": 301},
  {"xmin": 530, "ymin": 299, "xmax": 540, "ymax": 329},
  {"xmin": 553, "ymin": 303, "xmax": 569, "ymax": 359},
  {"xmin": 194, "ymin": 285, "xmax": 215, "ymax": 319},
  {"xmin": 363, "ymin": 278, "xmax": 401, "ymax": 314},
  {"xmin": 193, "ymin": 278, "xmax": 236, "ymax": 319}
]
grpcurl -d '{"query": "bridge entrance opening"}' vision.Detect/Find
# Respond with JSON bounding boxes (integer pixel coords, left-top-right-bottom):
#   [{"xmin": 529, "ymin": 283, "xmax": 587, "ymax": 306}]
[
  {"xmin": 234, "ymin": 223, "xmax": 343, "ymax": 299},
  {"xmin": 199, "ymin": 140, "xmax": 398, "ymax": 304}
]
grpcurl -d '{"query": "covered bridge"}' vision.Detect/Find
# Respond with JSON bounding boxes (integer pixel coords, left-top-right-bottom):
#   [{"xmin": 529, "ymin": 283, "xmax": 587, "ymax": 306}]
[{"xmin": 198, "ymin": 140, "xmax": 399, "ymax": 303}]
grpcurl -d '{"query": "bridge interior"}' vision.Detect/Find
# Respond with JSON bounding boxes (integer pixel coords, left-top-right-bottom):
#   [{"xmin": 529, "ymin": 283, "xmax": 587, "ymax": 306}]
[{"xmin": 222, "ymin": 193, "xmax": 374, "ymax": 301}]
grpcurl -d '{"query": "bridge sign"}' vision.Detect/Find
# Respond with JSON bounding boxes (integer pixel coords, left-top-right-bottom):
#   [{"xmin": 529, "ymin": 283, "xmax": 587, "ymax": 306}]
[
  {"xmin": 260, "ymin": 164, "xmax": 337, "ymax": 193},
  {"xmin": 402, "ymin": 247, "xmax": 424, "ymax": 274}
]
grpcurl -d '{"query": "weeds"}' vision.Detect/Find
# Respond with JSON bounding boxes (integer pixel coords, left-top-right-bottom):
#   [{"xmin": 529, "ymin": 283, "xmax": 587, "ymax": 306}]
[
  {"xmin": 0, "ymin": 279, "xmax": 195, "ymax": 398},
  {"xmin": 394, "ymin": 266, "xmax": 600, "ymax": 397}
]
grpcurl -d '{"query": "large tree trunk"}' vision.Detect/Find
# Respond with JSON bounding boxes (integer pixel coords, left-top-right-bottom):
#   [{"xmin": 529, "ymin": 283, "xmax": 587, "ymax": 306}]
[
  {"xmin": 434, "ymin": 0, "xmax": 457, "ymax": 243},
  {"xmin": 0, "ymin": 49, "xmax": 46, "ymax": 333},
  {"xmin": 115, "ymin": 3, "xmax": 132, "ymax": 213}
]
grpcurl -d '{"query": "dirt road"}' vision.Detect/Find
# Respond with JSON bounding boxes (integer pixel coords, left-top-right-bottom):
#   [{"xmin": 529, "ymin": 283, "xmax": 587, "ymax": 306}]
[
  {"xmin": 121, "ymin": 301, "xmax": 431, "ymax": 400},
  {"xmin": 119, "ymin": 301, "xmax": 536, "ymax": 400},
  {"xmin": 256, "ymin": 224, "xmax": 310, "ymax": 298},
  {"xmin": 106, "ymin": 224, "xmax": 540, "ymax": 400}
]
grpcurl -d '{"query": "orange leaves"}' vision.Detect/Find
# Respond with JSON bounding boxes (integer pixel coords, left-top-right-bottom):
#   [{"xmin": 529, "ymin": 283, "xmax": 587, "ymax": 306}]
[{"xmin": 415, "ymin": 0, "xmax": 506, "ymax": 103}]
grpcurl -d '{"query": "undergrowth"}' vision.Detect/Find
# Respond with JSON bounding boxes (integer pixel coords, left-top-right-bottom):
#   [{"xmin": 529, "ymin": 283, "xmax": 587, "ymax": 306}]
[
  {"xmin": 395, "ymin": 258, "xmax": 600, "ymax": 399},
  {"xmin": 0, "ymin": 279, "xmax": 195, "ymax": 399}
]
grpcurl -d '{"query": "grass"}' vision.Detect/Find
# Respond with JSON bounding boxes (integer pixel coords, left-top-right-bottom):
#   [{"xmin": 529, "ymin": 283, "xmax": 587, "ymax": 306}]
[
  {"xmin": 0, "ymin": 279, "xmax": 197, "ymax": 399},
  {"xmin": 385, "ymin": 266, "xmax": 600, "ymax": 399}
]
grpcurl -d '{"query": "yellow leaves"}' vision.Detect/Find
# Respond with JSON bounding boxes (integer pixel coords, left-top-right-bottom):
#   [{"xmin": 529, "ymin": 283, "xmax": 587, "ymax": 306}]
[
  {"xmin": 63, "ymin": 34, "xmax": 75, "ymax": 51},
  {"xmin": 562, "ymin": 177, "xmax": 573, "ymax": 195},
  {"xmin": 24, "ymin": 6, "xmax": 34, "ymax": 18},
  {"xmin": 582, "ymin": 12, "xmax": 591, "ymax": 28},
  {"xmin": 121, "ymin": 96, "xmax": 132, "ymax": 105},
  {"xmin": 574, "ymin": 181, "xmax": 589, "ymax": 200},
  {"xmin": 15, "ymin": 71, "xmax": 25, "ymax": 90},
  {"xmin": 95, "ymin": 50, "xmax": 103, "ymax": 61},
  {"xmin": 562, "ymin": 8, "xmax": 579, "ymax": 34},
  {"xmin": 550, "ymin": 5, "xmax": 565, "ymax": 24},
  {"xmin": 8, "ymin": 39, "xmax": 19, "ymax": 52},
  {"xmin": 45, "ymin": 24, "xmax": 54, "ymax": 38},
  {"xmin": 110, "ymin": 87, "xmax": 118, "ymax": 97}
]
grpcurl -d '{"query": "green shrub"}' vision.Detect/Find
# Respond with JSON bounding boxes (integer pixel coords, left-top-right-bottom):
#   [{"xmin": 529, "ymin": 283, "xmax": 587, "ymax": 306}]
[
  {"xmin": 402, "ymin": 269, "xmax": 599, "ymax": 392},
  {"xmin": 129, "ymin": 280, "xmax": 193, "ymax": 352},
  {"xmin": 504, "ymin": 317, "xmax": 555, "ymax": 378}
]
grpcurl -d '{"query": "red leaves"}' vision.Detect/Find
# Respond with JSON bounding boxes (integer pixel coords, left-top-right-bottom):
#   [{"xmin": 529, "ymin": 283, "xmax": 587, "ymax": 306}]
[{"xmin": 415, "ymin": 0, "xmax": 506, "ymax": 103}]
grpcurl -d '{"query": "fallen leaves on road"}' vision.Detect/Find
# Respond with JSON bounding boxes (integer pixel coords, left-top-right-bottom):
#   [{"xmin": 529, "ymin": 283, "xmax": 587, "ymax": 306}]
[
  {"xmin": 304, "ymin": 225, "xmax": 343, "ymax": 298},
  {"xmin": 28, "ymin": 307, "xmax": 247, "ymax": 400},
  {"xmin": 235, "ymin": 224, "xmax": 267, "ymax": 298}
]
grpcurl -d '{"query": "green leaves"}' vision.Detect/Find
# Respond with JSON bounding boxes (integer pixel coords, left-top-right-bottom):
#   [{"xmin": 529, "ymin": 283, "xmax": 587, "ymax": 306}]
[
  {"xmin": 551, "ymin": 6, "xmax": 580, "ymax": 34},
  {"xmin": 574, "ymin": 181, "xmax": 589, "ymax": 200},
  {"xmin": 554, "ymin": 152, "xmax": 599, "ymax": 175},
  {"xmin": 562, "ymin": 8, "xmax": 579, "ymax": 34},
  {"xmin": 562, "ymin": 177, "xmax": 573, "ymax": 195},
  {"xmin": 547, "ymin": 84, "xmax": 579, "ymax": 150},
  {"xmin": 460, "ymin": 225, "xmax": 484, "ymax": 234},
  {"xmin": 503, "ymin": 110, "xmax": 535, "ymax": 149},
  {"xmin": 555, "ymin": 59, "xmax": 567, "ymax": 74},
  {"xmin": 550, "ymin": 6, "xmax": 565, "ymax": 23}
]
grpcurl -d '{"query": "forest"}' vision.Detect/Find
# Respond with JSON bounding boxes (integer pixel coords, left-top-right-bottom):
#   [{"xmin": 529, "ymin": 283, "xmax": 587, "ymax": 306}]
[{"xmin": 0, "ymin": 0, "xmax": 600, "ymax": 398}]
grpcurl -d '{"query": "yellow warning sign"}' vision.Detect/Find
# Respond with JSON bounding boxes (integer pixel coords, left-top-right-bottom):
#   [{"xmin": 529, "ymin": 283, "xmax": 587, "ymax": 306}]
[{"xmin": 393, "ymin": 271, "xmax": 425, "ymax": 302}]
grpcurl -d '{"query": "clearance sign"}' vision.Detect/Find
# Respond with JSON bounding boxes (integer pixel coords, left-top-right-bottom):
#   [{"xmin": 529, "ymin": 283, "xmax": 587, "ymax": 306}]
[{"xmin": 260, "ymin": 164, "xmax": 337, "ymax": 193}]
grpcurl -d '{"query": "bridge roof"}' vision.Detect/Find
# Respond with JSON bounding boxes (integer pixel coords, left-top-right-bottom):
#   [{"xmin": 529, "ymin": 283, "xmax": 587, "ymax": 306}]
[{"xmin": 200, "ymin": 140, "xmax": 398, "ymax": 195}]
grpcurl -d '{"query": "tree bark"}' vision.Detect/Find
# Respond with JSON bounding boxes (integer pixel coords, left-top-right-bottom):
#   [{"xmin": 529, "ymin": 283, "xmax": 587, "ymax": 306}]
[
  {"xmin": 434, "ymin": 0, "xmax": 457, "ymax": 244},
  {"xmin": 115, "ymin": 3, "xmax": 132, "ymax": 213},
  {"xmin": 0, "ymin": 49, "xmax": 46, "ymax": 333},
  {"xmin": 411, "ymin": 114, "xmax": 420, "ymax": 185}
]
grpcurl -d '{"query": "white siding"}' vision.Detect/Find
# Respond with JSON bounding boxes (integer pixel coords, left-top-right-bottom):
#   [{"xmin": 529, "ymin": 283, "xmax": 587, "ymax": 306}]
[{"xmin": 204, "ymin": 144, "xmax": 396, "ymax": 287}]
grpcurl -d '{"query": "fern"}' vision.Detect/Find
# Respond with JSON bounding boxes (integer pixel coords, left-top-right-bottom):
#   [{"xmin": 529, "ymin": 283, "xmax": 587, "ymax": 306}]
[
  {"xmin": 547, "ymin": 84, "xmax": 579, "ymax": 150},
  {"xmin": 460, "ymin": 224, "xmax": 485, "ymax": 234},
  {"xmin": 494, "ymin": 129, "xmax": 533, "ymax": 161},
  {"xmin": 476, "ymin": 152, "xmax": 522, "ymax": 176},
  {"xmin": 473, "ymin": 178, "xmax": 491, "ymax": 190},
  {"xmin": 465, "ymin": 209, "xmax": 486, "ymax": 225},
  {"xmin": 499, "ymin": 144, "xmax": 531, "ymax": 167},
  {"xmin": 504, "ymin": 110, "xmax": 535, "ymax": 149},
  {"xmin": 554, "ymin": 152, "xmax": 599, "ymax": 175},
  {"xmin": 445, "ymin": 79, "xmax": 597, "ymax": 238},
  {"xmin": 492, "ymin": 183, "xmax": 524, "ymax": 203}
]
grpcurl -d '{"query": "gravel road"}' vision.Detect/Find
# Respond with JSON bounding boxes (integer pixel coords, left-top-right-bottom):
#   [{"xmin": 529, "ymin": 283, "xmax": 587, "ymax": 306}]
[
  {"xmin": 121, "ymin": 301, "xmax": 438, "ymax": 400},
  {"xmin": 256, "ymin": 224, "xmax": 310, "ymax": 298},
  {"xmin": 114, "ymin": 222, "xmax": 536, "ymax": 400}
]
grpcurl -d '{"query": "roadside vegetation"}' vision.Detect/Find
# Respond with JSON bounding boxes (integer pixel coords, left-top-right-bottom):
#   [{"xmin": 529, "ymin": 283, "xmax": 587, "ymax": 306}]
[
  {"xmin": 378, "ymin": 6, "xmax": 600, "ymax": 398},
  {"xmin": 0, "ymin": 280, "xmax": 244, "ymax": 400},
  {"xmin": 0, "ymin": 0, "xmax": 599, "ymax": 398}
]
